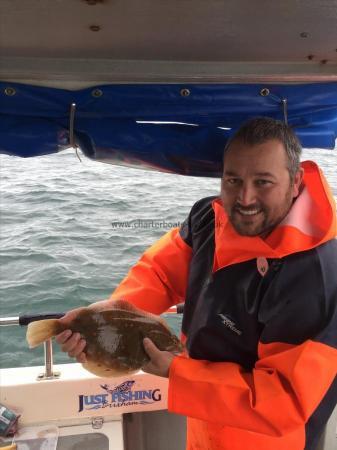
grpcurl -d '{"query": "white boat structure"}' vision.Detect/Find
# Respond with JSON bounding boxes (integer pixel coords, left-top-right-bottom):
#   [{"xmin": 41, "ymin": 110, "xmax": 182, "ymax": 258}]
[
  {"xmin": 0, "ymin": 350, "xmax": 183, "ymax": 450},
  {"xmin": 0, "ymin": 1, "xmax": 336, "ymax": 449}
]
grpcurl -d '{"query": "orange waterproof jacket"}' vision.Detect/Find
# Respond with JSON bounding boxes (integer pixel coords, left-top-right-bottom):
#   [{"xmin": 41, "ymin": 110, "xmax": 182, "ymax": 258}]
[{"xmin": 111, "ymin": 161, "xmax": 337, "ymax": 450}]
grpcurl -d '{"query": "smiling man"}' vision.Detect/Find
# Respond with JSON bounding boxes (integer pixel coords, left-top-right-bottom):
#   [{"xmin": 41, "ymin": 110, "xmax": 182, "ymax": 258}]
[
  {"xmin": 221, "ymin": 137, "xmax": 303, "ymax": 238},
  {"xmin": 57, "ymin": 118, "xmax": 337, "ymax": 450}
]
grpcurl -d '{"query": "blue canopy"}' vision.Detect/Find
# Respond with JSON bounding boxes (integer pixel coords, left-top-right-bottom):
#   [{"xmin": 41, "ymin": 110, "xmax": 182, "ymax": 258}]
[{"xmin": 1, "ymin": 82, "xmax": 336, "ymax": 177}]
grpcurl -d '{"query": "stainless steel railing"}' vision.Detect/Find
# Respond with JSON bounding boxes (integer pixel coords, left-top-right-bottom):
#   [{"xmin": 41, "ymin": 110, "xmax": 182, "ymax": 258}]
[{"xmin": 0, "ymin": 314, "xmax": 64, "ymax": 380}]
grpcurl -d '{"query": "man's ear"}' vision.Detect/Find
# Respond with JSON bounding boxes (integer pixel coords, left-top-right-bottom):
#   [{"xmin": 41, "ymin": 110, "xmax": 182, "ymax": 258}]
[{"xmin": 292, "ymin": 168, "xmax": 304, "ymax": 198}]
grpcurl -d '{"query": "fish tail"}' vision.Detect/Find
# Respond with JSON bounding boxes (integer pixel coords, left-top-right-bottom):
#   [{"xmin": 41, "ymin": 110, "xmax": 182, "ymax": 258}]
[{"xmin": 26, "ymin": 319, "xmax": 63, "ymax": 348}]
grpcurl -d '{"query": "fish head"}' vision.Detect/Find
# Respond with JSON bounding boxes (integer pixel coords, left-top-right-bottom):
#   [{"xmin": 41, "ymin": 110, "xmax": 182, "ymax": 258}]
[
  {"xmin": 146, "ymin": 328, "xmax": 184, "ymax": 354},
  {"xmin": 164, "ymin": 334, "xmax": 184, "ymax": 354}
]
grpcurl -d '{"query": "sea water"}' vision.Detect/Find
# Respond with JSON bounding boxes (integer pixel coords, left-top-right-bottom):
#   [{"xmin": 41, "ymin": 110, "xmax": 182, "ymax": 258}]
[{"xmin": 0, "ymin": 148, "xmax": 336, "ymax": 368}]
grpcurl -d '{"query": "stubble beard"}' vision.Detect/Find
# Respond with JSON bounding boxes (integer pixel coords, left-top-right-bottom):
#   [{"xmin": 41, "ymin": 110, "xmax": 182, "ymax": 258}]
[{"xmin": 228, "ymin": 186, "xmax": 295, "ymax": 238}]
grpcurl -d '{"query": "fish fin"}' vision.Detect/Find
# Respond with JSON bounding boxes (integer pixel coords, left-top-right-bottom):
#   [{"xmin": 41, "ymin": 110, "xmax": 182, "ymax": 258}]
[
  {"xmin": 110, "ymin": 299, "xmax": 139, "ymax": 312},
  {"xmin": 112, "ymin": 299, "xmax": 171, "ymax": 331},
  {"xmin": 82, "ymin": 360, "xmax": 138, "ymax": 378},
  {"xmin": 26, "ymin": 319, "xmax": 63, "ymax": 348}
]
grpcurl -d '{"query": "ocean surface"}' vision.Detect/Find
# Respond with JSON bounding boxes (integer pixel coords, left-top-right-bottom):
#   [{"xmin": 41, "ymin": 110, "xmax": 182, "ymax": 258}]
[{"xmin": 1, "ymin": 148, "xmax": 336, "ymax": 369}]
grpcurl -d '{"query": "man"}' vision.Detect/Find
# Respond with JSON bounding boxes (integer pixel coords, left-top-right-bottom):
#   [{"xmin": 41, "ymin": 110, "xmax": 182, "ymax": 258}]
[{"xmin": 57, "ymin": 117, "xmax": 337, "ymax": 450}]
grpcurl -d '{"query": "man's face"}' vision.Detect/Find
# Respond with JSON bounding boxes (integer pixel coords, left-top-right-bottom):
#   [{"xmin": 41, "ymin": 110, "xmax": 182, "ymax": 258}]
[{"xmin": 220, "ymin": 139, "xmax": 303, "ymax": 238}]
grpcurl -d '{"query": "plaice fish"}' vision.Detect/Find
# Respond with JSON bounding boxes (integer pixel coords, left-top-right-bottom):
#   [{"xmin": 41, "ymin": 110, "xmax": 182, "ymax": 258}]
[{"xmin": 26, "ymin": 300, "xmax": 183, "ymax": 377}]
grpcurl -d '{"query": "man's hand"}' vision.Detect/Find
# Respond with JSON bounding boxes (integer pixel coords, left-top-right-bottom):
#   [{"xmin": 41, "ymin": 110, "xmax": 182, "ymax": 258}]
[
  {"xmin": 142, "ymin": 338, "xmax": 176, "ymax": 378},
  {"xmin": 55, "ymin": 299, "xmax": 113, "ymax": 363}
]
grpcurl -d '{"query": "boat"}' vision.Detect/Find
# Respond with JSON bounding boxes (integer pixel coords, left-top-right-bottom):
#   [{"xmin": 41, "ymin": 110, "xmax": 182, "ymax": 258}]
[{"xmin": 0, "ymin": 1, "xmax": 336, "ymax": 449}]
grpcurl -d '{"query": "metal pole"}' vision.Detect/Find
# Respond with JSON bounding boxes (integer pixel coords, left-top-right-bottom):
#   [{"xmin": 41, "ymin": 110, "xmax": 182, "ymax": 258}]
[
  {"xmin": 0, "ymin": 317, "xmax": 19, "ymax": 326},
  {"xmin": 37, "ymin": 339, "xmax": 60, "ymax": 381},
  {"xmin": 45, "ymin": 339, "xmax": 54, "ymax": 378},
  {"xmin": 0, "ymin": 315, "xmax": 62, "ymax": 381}
]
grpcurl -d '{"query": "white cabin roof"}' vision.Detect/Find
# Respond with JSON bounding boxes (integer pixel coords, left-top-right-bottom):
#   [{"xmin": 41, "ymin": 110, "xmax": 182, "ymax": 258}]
[{"xmin": 1, "ymin": 0, "xmax": 337, "ymax": 87}]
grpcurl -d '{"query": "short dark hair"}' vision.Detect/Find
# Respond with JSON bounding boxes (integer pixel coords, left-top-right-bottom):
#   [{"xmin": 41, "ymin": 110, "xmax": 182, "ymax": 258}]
[{"xmin": 224, "ymin": 117, "xmax": 302, "ymax": 182}]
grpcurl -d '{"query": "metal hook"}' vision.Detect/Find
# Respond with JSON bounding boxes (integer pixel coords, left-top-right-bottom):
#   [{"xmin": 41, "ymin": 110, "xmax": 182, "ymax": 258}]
[
  {"xmin": 69, "ymin": 103, "xmax": 82, "ymax": 162},
  {"xmin": 282, "ymin": 98, "xmax": 288, "ymax": 125},
  {"xmin": 261, "ymin": 90, "xmax": 288, "ymax": 125},
  {"xmin": 271, "ymin": 94, "xmax": 288, "ymax": 125}
]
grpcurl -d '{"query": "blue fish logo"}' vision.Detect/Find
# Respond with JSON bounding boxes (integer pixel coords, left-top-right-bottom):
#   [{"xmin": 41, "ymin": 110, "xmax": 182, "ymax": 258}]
[{"xmin": 100, "ymin": 380, "xmax": 135, "ymax": 394}]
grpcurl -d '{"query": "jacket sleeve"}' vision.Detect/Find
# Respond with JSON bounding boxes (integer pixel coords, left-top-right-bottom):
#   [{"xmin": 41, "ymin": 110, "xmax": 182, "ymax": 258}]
[
  {"xmin": 168, "ymin": 300, "xmax": 337, "ymax": 436},
  {"xmin": 109, "ymin": 227, "xmax": 192, "ymax": 314}
]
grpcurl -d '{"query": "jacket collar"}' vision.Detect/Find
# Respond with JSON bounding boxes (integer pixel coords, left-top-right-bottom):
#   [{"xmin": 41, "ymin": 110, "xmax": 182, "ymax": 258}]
[{"xmin": 213, "ymin": 161, "xmax": 336, "ymax": 272}]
